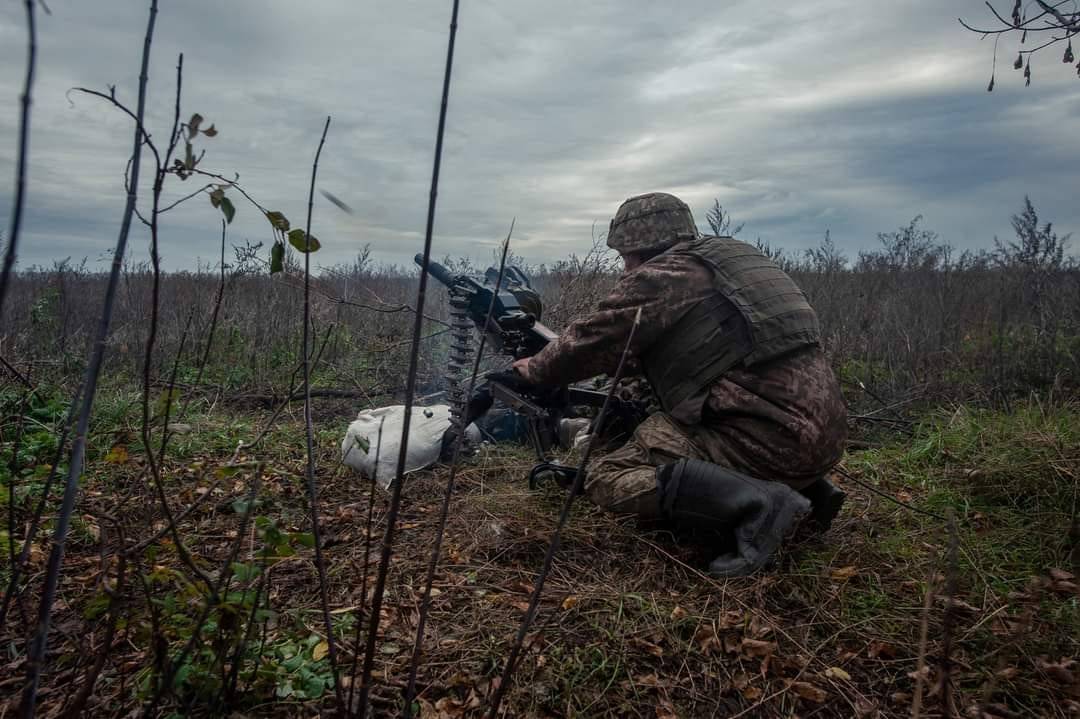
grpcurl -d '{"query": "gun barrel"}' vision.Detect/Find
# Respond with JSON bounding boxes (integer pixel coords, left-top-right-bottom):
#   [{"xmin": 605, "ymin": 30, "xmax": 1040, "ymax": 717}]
[{"xmin": 414, "ymin": 253, "xmax": 457, "ymax": 287}]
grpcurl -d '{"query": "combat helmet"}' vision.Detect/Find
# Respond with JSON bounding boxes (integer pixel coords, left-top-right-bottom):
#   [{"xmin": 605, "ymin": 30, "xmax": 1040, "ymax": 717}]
[{"xmin": 606, "ymin": 192, "xmax": 698, "ymax": 254}]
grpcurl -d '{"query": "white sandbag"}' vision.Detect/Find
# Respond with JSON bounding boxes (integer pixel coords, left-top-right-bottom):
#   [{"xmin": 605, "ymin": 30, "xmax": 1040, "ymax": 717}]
[{"xmin": 341, "ymin": 404, "xmax": 480, "ymax": 490}]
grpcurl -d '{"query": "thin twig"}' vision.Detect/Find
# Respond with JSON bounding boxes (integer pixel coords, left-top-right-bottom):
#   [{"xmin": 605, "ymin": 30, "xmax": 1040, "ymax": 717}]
[
  {"xmin": 938, "ymin": 512, "xmax": 960, "ymax": 717},
  {"xmin": 834, "ymin": 466, "xmax": 947, "ymax": 522},
  {"xmin": 347, "ymin": 417, "xmax": 384, "ymax": 713},
  {"xmin": 356, "ymin": 2, "xmax": 461, "ymax": 714},
  {"xmin": 133, "ymin": 54, "xmax": 214, "ymax": 594},
  {"xmin": 0, "ymin": 356, "xmax": 34, "ymax": 389},
  {"xmin": 0, "ymin": 0, "xmax": 38, "ymax": 319},
  {"xmin": 298, "ymin": 115, "xmax": 344, "ymax": 710},
  {"xmin": 142, "ymin": 467, "xmax": 262, "ymax": 716},
  {"xmin": 60, "ymin": 527, "xmax": 127, "ymax": 719},
  {"xmin": 0, "ymin": 385, "xmax": 79, "ymax": 631},
  {"xmin": 404, "ymin": 221, "xmax": 514, "ymax": 715},
  {"xmin": 234, "ymin": 324, "xmax": 334, "ymax": 456},
  {"xmin": 911, "ymin": 563, "xmax": 938, "ymax": 718},
  {"xmin": 486, "ymin": 308, "xmax": 643, "ymax": 718},
  {"xmin": 19, "ymin": 3, "xmax": 159, "ymax": 715}
]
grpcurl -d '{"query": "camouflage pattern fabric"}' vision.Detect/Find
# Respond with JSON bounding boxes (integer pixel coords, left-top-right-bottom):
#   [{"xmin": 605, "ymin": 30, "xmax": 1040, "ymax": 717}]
[
  {"xmin": 584, "ymin": 347, "xmax": 848, "ymax": 517},
  {"xmin": 528, "ymin": 250, "xmax": 848, "ymax": 518},
  {"xmin": 527, "ymin": 251, "xmax": 716, "ymax": 387},
  {"xmin": 606, "ymin": 192, "xmax": 698, "ymax": 254}
]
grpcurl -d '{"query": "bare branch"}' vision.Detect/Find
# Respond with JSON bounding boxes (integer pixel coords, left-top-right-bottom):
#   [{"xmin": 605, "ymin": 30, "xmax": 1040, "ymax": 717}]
[
  {"xmin": 299, "ymin": 115, "xmax": 345, "ymax": 710},
  {"xmin": 0, "ymin": 0, "xmax": 39, "ymax": 323},
  {"xmin": 487, "ymin": 308, "xmax": 644, "ymax": 718},
  {"xmin": 19, "ymin": 1, "xmax": 160, "ymax": 714},
  {"xmin": 404, "ymin": 221, "xmax": 515, "ymax": 715},
  {"xmin": 356, "ymin": 2, "xmax": 462, "ymax": 714}
]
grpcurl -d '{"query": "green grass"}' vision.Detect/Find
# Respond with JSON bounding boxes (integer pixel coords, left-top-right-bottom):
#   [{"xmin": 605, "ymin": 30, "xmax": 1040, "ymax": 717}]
[
  {"xmin": 823, "ymin": 399, "xmax": 1079, "ymax": 668},
  {"xmin": 4, "ymin": 387, "xmax": 1078, "ymax": 717}
]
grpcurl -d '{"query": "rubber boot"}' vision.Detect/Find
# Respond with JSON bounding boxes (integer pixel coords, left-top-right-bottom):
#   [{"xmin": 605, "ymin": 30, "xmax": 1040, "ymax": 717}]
[
  {"xmin": 798, "ymin": 476, "xmax": 846, "ymax": 530},
  {"xmin": 656, "ymin": 459, "xmax": 811, "ymax": 578}
]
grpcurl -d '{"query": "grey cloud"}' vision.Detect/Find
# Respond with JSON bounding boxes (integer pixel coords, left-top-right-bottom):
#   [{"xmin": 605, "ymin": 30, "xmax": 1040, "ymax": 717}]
[{"xmin": 1, "ymin": 1, "xmax": 1078, "ymax": 275}]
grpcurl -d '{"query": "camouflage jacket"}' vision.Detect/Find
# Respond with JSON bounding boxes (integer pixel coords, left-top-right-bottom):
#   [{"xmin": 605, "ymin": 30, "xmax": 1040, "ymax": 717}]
[
  {"xmin": 527, "ymin": 251, "xmax": 848, "ymax": 476},
  {"xmin": 527, "ymin": 251, "xmax": 715, "ymax": 387}
]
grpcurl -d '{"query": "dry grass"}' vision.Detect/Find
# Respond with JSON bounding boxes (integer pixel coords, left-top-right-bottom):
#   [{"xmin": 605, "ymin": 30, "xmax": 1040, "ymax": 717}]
[{"xmin": 3, "ymin": 394, "xmax": 1076, "ymax": 717}]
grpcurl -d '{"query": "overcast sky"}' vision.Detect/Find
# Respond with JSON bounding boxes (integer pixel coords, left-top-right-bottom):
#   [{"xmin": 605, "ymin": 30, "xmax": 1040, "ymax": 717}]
[{"xmin": 1, "ymin": 1, "xmax": 1078, "ymax": 273}]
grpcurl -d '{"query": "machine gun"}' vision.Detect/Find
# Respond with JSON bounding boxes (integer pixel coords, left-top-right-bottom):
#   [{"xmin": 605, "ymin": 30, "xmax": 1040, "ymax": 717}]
[{"xmin": 415, "ymin": 254, "xmax": 646, "ymax": 487}]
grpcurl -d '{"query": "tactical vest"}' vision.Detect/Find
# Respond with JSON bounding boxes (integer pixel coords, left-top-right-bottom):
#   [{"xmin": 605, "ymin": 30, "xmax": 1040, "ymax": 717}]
[{"xmin": 640, "ymin": 236, "xmax": 821, "ymax": 421}]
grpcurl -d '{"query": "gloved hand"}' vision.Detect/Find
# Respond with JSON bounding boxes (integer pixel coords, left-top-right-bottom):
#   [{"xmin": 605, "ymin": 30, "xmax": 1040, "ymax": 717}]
[{"xmin": 484, "ymin": 369, "xmax": 537, "ymax": 392}]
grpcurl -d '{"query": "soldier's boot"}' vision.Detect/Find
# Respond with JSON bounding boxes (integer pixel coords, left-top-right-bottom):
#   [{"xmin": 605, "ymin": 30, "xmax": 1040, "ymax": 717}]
[
  {"xmin": 656, "ymin": 458, "xmax": 811, "ymax": 578},
  {"xmin": 798, "ymin": 476, "xmax": 846, "ymax": 531}
]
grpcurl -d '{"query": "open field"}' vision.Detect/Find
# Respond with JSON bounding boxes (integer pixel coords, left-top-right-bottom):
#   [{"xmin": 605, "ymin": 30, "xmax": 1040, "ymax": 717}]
[
  {"xmin": 1, "ymin": 381, "xmax": 1077, "ymax": 717},
  {"xmin": 2, "ymin": 192, "xmax": 1078, "ymax": 719}
]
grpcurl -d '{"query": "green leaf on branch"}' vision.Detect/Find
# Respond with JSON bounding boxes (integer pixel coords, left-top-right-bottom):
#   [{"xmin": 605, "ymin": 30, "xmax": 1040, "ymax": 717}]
[
  {"xmin": 270, "ymin": 242, "xmax": 285, "ymax": 274},
  {"xmin": 188, "ymin": 113, "xmax": 203, "ymax": 139},
  {"xmin": 209, "ymin": 187, "xmax": 225, "ymax": 208},
  {"xmin": 265, "ymin": 211, "xmax": 290, "ymax": 232},
  {"xmin": 202, "ymin": 124, "xmax": 217, "ymax": 137},
  {"xmin": 220, "ymin": 197, "xmax": 236, "ymax": 224},
  {"xmin": 287, "ymin": 229, "xmax": 321, "ymax": 253}
]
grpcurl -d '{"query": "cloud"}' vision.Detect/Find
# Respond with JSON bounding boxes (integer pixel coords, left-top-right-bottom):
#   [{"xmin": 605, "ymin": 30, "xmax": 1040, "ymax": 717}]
[{"xmin": 1, "ymin": 0, "xmax": 1077, "ymax": 274}]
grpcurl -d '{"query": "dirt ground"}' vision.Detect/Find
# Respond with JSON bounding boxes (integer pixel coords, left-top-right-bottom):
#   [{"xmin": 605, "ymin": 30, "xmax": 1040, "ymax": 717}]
[{"xmin": 2, "ymin": 396, "xmax": 1078, "ymax": 718}]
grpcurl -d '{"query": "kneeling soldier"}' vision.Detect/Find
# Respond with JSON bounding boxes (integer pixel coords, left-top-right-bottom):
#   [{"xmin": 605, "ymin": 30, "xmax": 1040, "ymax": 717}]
[{"xmin": 513, "ymin": 192, "xmax": 848, "ymax": 577}]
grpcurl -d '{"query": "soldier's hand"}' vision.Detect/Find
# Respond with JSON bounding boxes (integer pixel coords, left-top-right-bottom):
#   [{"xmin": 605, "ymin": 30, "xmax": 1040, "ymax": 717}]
[{"xmin": 511, "ymin": 357, "xmax": 535, "ymax": 382}]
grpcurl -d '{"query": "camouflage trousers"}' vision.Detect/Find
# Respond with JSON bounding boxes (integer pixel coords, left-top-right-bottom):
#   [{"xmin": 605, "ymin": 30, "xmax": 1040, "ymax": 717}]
[{"xmin": 584, "ymin": 412, "xmax": 826, "ymax": 519}]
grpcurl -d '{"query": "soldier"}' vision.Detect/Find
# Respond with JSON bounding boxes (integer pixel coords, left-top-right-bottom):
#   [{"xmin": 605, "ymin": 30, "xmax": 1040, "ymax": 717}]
[{"xmin": 511, "ymin": 192, "xmax": 848, "ymax": 577}]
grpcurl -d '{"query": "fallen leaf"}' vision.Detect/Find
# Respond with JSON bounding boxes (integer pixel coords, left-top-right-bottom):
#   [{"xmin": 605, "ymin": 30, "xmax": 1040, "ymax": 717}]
[
  {"xmin": 824, "ymin": 666, "xmax": 852, "ymax": 681},
  {"xmin": 434, "ymin": 696, "xmax": 467, "ymax": 718},
  {"xmin": 655, "ymin": 698, "xmax": 678, "ymax": 719},
  {"xmin": 740, "ymin": 685, "xmax": 762, "ymax": 700},
  {"xmin": 717, "ymin": 610, "xmax": 744, "ymax": 630},
  {"xmin": 561, "ymin": 595, "xmax": 580, "ymax": 611},
  {"xmin": 631, "ymin": 638, "xmax": 665, "ymax": 658},
  {"xmin": 995, "ymin": 666, "xmax": 1019, "ymax": 680},
  {"xmin": 907, "ymin": 666, "xmax": 931, "ymax": 682},
  {"xmin": 105, "ymin": 445, "xmax": 129, "ymax": 464},
  {"xmin": 694, "ymin": 626, "xmax": 721, "ymax": 654},
  {"xmin": 867, "ymin": 640, "xmax": 898, "ymax": 659},
  {"xmin": 413, "ymin": 697, "xmax": 436, "ymax": 718},
  {"xmin": 854, "ymin": 697, "xmax": 879, "ymax": 718},
  {"xmin": 670, "ymin": 606, "xmax": 688, "ymax": 621},
  {"xmin": 829, "ymin": 565, "xmax": 858, "ymax": 581},
  {"xmin": 1035, "ymin": 657, "xmax": 1075, "ymax": 684},
  {"xmin": 312, "ymin": 640, "xmax": 329, "ymax": 661},
  {"xmin": 81, "ymin": 515, "xmax": 101, "ymax": 542},
  {"xmin": 890, "ymin": 691, "xmax": 912, "ymax": 705},
  {"xmin": 740, "ymin": 638, "xmax": 777, "ymax": 658},
  {"xmin": 935, "ymin": 595, "xmax": 980, "ymax": 613},
  {"xmin": 633, "ymin": 673, "xmax": 664, "ymax": 688},
  {"xmin": 789, "ymin": 681, "xmax": 828, "ymax": 703},
  {"xmin": 1049, "ymin": 568, "xmax": 1075, "ymax": 581}
]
